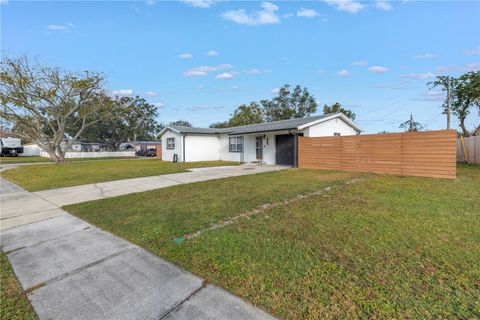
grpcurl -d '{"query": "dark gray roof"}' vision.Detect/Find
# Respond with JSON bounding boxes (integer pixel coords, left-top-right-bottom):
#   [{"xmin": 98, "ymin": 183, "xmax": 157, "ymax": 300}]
[
  {"xmin": 166, "ymin": 113, "xmax": 357, "ymax": 135},
  {"xmin": 131, "ymin": 140, "xmax": 162, "ymax": 145},
  {"xmin": 221, "ymin": 114, "xmax": 336, "ymax": 135},
  {"xmin": 169, "ymin": 126, "xmax": 219, "ymax": 134}
]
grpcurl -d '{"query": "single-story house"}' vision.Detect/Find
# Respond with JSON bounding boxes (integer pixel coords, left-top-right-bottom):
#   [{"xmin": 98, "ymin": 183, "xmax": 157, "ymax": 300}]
[
  {"xmin": 158, "ymin": 113, "xmax": 362, "ymax": 166},
  {"xmin": 68, "ymin": 141, "xmax": 107, "ymax": 152}
]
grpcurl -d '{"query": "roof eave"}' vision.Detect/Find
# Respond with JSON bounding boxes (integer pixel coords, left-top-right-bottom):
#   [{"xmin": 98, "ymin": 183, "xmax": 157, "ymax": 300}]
[{"xmin": 297, "ymin": 113, "xmax": 363, "ymax": 132}]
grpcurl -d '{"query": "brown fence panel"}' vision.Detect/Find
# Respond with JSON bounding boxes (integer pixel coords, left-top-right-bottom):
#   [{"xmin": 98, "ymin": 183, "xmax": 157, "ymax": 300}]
[
  {"xmin": 457, "ymin": 136, "xmax": 480, "ymax": 164},
  {"xmin": 298, "ymin": 130, "xmax": 457, "ymax": 179}
]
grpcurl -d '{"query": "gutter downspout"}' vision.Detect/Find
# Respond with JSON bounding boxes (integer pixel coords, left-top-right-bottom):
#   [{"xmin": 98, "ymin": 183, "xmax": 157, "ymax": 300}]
[
  {"xmin": 183, "ymin": 134, "xmax": 186, "ymax": 162},
  {"xmin": 289, "ymin": 129, "xmax": 301, "ymax": 168}
]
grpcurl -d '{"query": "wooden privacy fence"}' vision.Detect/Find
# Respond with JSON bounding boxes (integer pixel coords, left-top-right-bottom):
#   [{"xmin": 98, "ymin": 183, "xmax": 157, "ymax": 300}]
[
  {"xmin": 298, "ymin": 130, "xmax": 457, "ymax": 179},
  {"xmin": 457, "ymin": 136, "xmax": 480, "ymax": 164}
]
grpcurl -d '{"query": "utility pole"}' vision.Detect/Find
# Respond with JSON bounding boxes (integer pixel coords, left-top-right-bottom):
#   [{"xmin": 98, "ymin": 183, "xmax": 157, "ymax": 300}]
[
  {"xmin": 409, "ymin": 113, "xmax": 413, "ymax": 132},
  {"xmin": 447, "ymin": 76, "xmax": 451, "ymax": 130}
]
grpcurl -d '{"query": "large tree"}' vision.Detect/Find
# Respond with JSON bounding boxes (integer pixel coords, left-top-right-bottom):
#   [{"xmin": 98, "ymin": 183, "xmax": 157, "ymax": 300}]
[
  {"xmin": 0, "ymin": 56, "xmax": 114, "ymax": 162},
  {"xmin": 227, "ymin": 102, "xmax": 264, "ymax": 127},
  {"xmin": 261, "ymin": 84, "xmax": 318, "ymax": 121},
  {"xmin": 169, "ymin": 120, "xmax": 192, "ymax": 127},
  {"xmin": 73, "ymin": 96, "xmax": 162, "ymax": 150},
  {"xmin": 322, "ymin": 102, "xmax": 356, "ymax": 120},
  {"xmin": 399, "ymin": 114, "xmax": 424, "ymax": 132},
  {"xmin": 429, "ymin": 71, "xmax": 480, "ymax": 136}
]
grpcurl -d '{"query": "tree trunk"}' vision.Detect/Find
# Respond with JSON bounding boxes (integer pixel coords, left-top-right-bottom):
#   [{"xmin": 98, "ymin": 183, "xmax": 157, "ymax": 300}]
[
  {"xmin": 459, "ymin": 117, "xmax": 472, "ymax": 137},
  {"xmin": 473, "ymin": 124, "xmax": 480, "ymax": 136}
]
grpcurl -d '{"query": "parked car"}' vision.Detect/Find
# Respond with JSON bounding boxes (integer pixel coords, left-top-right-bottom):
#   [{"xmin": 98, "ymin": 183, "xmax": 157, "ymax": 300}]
[{"xmin": 136, "ymin": 148, "xmax": 157, "ymax": 157}]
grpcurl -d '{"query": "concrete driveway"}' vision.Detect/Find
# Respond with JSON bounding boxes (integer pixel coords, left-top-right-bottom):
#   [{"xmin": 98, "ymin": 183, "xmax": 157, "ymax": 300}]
[
  {"xmin": 1, "ymin": 164, "xmax": 285, "ymax": 320},
  {"xmin": 33, "ymin": 164, "xmax": 288, "ymax": 207}
]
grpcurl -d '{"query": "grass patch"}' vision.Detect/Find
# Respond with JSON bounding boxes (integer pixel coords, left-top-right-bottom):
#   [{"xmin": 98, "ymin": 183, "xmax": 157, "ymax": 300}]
[
  {"xmin": 0, "ymin": 156, "xmax": 52, "ymax": 164},
  {"xmin": 0, "ymin": 156, "xmax": 139, "ymax": 164},
  {"xmin": 0, "ymin": 251, "xmax": 37, "ymax": 320},
  {"xmin": 1, "ymin": 159, "xmax": 238, "ymax": 191},
  {"xmin": 65, "ymin": 165, "xmax": 480, "ymax": 319}
]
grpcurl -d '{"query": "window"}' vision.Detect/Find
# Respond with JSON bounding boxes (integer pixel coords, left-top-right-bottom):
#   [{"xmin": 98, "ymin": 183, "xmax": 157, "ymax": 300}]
[
  {"xmin": 166, "ymin": 138, "xmax": 175, "ymax": 149},
  {"xmin": 334, "ymin": 132, "xmax": 341, "ymax": 136},
  {"xmin": 229, "ymin": 136, "xmax": 243, "ymax": 152}
]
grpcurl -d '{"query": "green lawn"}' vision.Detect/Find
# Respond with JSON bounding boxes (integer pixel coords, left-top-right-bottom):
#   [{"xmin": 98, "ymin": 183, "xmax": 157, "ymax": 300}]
[
  {"xmin": 65, "ymin": 165, "xmax": 480, "ymax": 319},
  {"xmin": 0, "ymin": 156, "xmax": 52, "ymax": 164},
  {"xmin": 1, "ymin": 159, "xmax": 238, "ymax": 191},
  {"xmin": 0, "ymin": 252, "xmax": 37, "ymax": 320},
  {"xmin": 0, "ymin": 156, "xmax": 136, "ymax": 164}
]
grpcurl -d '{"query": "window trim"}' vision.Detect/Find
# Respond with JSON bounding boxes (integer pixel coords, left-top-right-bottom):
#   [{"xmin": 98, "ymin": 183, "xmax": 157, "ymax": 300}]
[
  {"xmin": 229, "ymin": 136, "xmax": 244, "ymax": 153},
  {"xmin": 166, "ymin": 137, "xmax": 175, "ymax": 150}
]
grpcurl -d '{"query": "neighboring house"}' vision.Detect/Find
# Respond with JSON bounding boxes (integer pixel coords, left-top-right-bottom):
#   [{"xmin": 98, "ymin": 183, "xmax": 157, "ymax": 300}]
[
  {"xmin": 158, "ymin": 113, "xmax": 361, "ymax": 166},
  {"xmin": 119, "ymin": 140, "xmax": 162, "ymax": 157},
  {"xmin": 67, "ymin": 141, "xmax": 107, "ymax": 152}
]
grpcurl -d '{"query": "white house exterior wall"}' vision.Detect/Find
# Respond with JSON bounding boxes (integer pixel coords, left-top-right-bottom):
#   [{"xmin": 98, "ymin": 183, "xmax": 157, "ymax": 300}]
[
  {"xmin": 303, "ymin": 118, "xmax": 358, "ymax": 137},
  {"xmin": 184, "ymin": 135, "xmax": 219, "ymax": 161},
  {"xmin": 219, "ymin": 130, "xmax": 290, "ymax": 165},
  {"xmin": 161, "ymin": 130, "xmax": 183, "ymax": 162}
]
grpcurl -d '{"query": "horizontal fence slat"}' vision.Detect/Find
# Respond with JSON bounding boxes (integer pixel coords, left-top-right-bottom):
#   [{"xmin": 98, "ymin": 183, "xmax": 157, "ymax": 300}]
[{"xmin": 299, "ymin": 130, "xmax": 457, "ymax": 179}]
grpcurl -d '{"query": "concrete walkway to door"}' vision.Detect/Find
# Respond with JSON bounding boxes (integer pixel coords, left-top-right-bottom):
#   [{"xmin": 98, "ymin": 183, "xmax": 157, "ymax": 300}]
[{"xmin": 1, "ymin": 164, "xmax": 286, "ymax": 320}]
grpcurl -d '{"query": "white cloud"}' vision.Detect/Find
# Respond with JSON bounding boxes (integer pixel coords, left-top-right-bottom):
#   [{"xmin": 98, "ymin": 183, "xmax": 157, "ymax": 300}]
[
  {"xmin": 414, "ymin": 53, "xmax": 436, "ymax": 59},
  {"xmin": 401, "ymin": 72, "xmax": 435, "ymax": 79},
  {"xmin": 243, "ymin": 68, "xmax": 261, "ymax": 75},
  {"xmin": 184, "ymin": 64, "xmax": 234, "ymax": 77},
  {"xmin": 46, "ymin": 24, "xmax": 72, "ymax": 31},
  {"xmin": 336, "ymin": 69, "xmax": 350, "ymax": 77},
  {"xmin": 232, "ymin": 85, "xmax": 240, "ymax": 90},
  {"xmin": 178, "ymin": 53, "xmax": 193, "ymax": 59},
  {"xmin": 184, "ymin": 70, "xmax": 208, "ymax": 76},
  {"xmin": 181, "ymin": 0, "xmax": 216, "ymax": 8},
  {"xmin": 368, "ymin": 66, "xmax": 389, "ymax": 73},
  {"xmin": 375, "ymin": 1, "xmax": 393, "ymax": 11},
  {"xmin": 272, "ymin": 88, "xmax": 280, "ymax": 94},
  {"xmin": 0, "ymin": 0, "xmax": 8, "ymax": 5},
  {"xmin": 197, "ymin": 84, "xmax": 205, "ymax": 90},
  {"xmin": 215, "ymin": 72, "xmax": 234, "ymax": 80},
  {"xmin": 221, "ymin": 2, "xmax": 280, "ymax": 26},
  {"xmin": 464, "ymin": 47, "xmax": 480, "ymax": 55},
  {"xmin": 187, "ymin": 105, "xmax": 225, "ymax": 111},
  {"xmin": 153, "ymin": 102, "xmax": 165, "ymax": 108},
  {"xmin": 146, "ymin": 0, "xmax": 156, "ymax": 5},
  {"xmin": 324, "ymin": 0, "xmax": 365, "ymax": 14},
  {"xmin": 110, "ymin": 89, "xmax": 133, "ymax": 96},
  {"xmin": 352, "ymin": 60, "xmax": 368, "ymax": 66},
  {"xmin": 297, "ymin": 8, "xmax": 318, "ymax": 18},
  {"xmin": 207, "ymin": 50, "xmax": 219, "ymax": 56},
  {"xmin": 145, "ymin": 91, "xmax": 158, "ymax": 96},
  {"xmin": 436, "ymin": 63, "xmax": 480, "ymax": 72}
]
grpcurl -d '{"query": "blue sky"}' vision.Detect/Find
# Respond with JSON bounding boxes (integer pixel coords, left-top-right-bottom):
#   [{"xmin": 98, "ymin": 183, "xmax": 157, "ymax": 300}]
[{"xmin": 2, "ymin": 0, "xmax": 479, "ymax": 133}]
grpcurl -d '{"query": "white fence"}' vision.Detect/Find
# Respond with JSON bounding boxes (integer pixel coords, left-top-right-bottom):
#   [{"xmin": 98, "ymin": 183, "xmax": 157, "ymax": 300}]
[{"xmin": 22, "ymin": 145, "xmax": 135, "ymax": 158}]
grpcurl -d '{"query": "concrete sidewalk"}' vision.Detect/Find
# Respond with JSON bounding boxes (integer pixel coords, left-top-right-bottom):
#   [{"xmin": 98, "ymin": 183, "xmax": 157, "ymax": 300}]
[{"xmin": 0, "ymin": 165, "xmax": 282, "ymax": 319}]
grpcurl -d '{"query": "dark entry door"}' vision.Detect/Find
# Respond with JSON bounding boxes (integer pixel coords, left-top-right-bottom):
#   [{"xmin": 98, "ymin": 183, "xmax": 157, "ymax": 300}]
[
  {"xmin": 256, "ymin": 136, "xmax": 263, "ymax": 160},
  {"xmin": 275, "ymin": 134, "xmax": 294, "ymax": 166}
]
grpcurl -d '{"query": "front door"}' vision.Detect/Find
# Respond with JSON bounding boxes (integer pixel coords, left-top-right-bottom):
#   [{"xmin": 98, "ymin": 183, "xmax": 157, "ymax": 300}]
[
  {"xmin": 256, "ymin": 136, "xmax": 263, "ymax": 161},
  {"xmin": 275, "ymin": 134, "xmax": 295, "ymax": 166}
]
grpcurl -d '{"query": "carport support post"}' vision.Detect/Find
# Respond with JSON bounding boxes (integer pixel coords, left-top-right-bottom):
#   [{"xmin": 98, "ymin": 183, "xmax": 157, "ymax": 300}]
[{"xmin": 293, "ymin": 133, "xmax": 298, "ymax": 168}]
